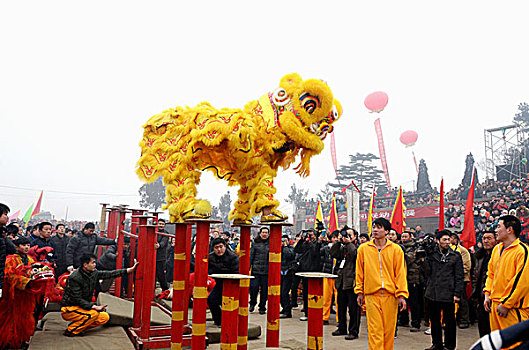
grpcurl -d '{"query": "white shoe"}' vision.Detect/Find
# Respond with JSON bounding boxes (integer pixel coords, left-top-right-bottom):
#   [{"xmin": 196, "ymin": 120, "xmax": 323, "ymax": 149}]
[
  {"xmin": 424, "ymin": 327, "xmax": 431, "ymax": 335},
  {"xmin": 300, "ymin": 316, "xmax": 308, "ymax": 321}
]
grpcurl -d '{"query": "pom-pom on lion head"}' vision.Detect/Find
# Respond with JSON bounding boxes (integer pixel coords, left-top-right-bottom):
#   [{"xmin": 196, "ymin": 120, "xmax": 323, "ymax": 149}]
[{"xmin": 279, "ymin": 73, "xmax": 342, "ymax": 141}]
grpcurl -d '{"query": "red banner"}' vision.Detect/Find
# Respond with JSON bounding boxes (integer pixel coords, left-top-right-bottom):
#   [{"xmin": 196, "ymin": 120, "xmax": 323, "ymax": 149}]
[{"xmin": 374, "ymin": 118, "xmax": 391, "ymax": 189}]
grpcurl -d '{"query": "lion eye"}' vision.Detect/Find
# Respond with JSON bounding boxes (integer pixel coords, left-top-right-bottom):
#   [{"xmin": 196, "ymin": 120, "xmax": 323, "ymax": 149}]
[{"xmin": 299, "ymin": 93, "xmax": 320, "ymax": 114}]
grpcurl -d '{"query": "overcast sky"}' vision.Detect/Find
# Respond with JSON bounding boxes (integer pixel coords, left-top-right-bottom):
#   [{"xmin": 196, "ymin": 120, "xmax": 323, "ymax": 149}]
[{"xmin": 1, "ymin": 1, "xmax": 527, "ymax": 221}]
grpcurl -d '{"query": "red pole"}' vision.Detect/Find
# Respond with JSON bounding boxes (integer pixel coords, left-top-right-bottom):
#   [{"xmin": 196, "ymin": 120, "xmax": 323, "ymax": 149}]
[
  {"xmin": 128, "ymin": 209, "xmax": 144, "ymax": 298},
  {"xmin": 183, "ymin": 224, "xmax": 192, "ymax": 327},
  {"xmin": 220, "ymin": 279, "xmax": 241, "ymax": 350},
  {"xmin": 138, "ymin": 224, "xmax": 157, "ymax": 341},
  {"xmin": 170, "ymin": 223, "xmax": 189, "ymax": 350},
  {"xmin": 266, "ymin": 223, "xmax": 282, "ymax": 348},
  {"xmin": 107, "ymin": 207, "xmax": 119, "ymax": 239},
  {"xmin": 191, "ymin": 221, "xmax": 210, "ymax": 349},
  {"xmin": 132, "ymin": 215, "xmax": 150, "ymax": 329},
  {"xmin": 237, "ymin": 226, "xmax": 252, "ymax": 350},
  {"xmin": 115, "ymin": 208, "xmax": 127, "ymax": 298},
  {"xmin": 306, "ymin": 277, "xmax": 324, "ymax": 350}
]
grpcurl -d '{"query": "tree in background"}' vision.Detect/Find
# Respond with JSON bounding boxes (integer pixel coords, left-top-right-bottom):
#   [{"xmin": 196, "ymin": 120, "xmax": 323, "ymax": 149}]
[
  {"xmin": 329, "ymin": 153, "xmax": 386, "ymax": 194},
  {"xmin": 514, "ymin": 102, "xmax": 529, "ymax": 128},
  {"xmin": 138, "ymin": 177, "xmax": 166, "ymax": 211},
  {"xmin": 285, "ymin": 183, "xmax": 309, "ymax": 211},
  {"xmin": 417, "ymin": 159, "xmax": 433, "ymax": 193},
  {"xmin": 218, "ymin": 192, "xmax": 232, "ymax": 226}
]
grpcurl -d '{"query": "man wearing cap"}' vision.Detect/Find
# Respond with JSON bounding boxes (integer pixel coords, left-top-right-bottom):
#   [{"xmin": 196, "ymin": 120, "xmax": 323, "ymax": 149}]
[{"xmin": 207, "ymin": 238, "xmax": 239, "ymax": 326}]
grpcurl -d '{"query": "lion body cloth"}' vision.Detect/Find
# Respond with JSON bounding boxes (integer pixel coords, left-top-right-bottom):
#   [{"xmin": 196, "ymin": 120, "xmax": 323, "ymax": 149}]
[{"xmin": 136, "ymin": 73, "xmax": 342, "ymax": 223}]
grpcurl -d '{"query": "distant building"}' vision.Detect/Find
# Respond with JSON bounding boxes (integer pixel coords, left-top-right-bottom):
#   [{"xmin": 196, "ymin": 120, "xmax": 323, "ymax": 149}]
[{"xmin": 33, "ymin": 211, "xmax": 53, "ymax": 221}]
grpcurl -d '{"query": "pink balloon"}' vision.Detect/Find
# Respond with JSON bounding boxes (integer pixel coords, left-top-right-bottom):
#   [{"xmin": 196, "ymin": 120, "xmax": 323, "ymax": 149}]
[
  {"xmin": 364, "ymin": 91, "xmax": 389, "ymax": 113},
  {"xmin": 400, "ymin": 130, "xmax": 418, "ymax": 147}
]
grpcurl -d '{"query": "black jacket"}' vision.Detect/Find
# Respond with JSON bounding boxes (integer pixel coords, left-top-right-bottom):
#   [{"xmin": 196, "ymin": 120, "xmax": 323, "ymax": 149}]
[
  {"xmin": 281, "ymin": 244, "xmax": 296, "ymax": 274},
  {"xmin": 471, "ymin": 248, "xmax": 492, "ymax": 302},
  {"xmin": 320, "ymin": 243, "xmax": 334, "ymax": 274},
  {"xmin": 330, "ymin": 241, "xmax": 357, "ymax": 290},
  {"xmin": 50, "ymin": 234, "xmax": 70, "ymax": 271},
  {"xmin": 208, "ymin": 249, "xmax": 239, "ymax": 275},
  {"xmin": 0, "ymin": 236, "xmax": 6, "ymax": 289},
  {"xmin": 250, "ymin": 236, "xmax": 269, "ymax": 275},
  {"xmin": 294, "ymin": 239, "xmax": 322, "ymax": 272},
  {"xmin": 156, "ymin": 230, "xmax": 169, "ymax": 262},
  {"xmin": 31, "ymin": 236, "xmax": 56, "ymax": 262},
  {"xmin": 424, "ymin": 247, "xmax": 464, "ymax": 302},
  {"xmin": 97, "ymin": 245, "xmax": 130, "ymax": 271},
  {"xmin": 66, "ymin": 232, "xmax": 116, "ymax": 268},
  {"xmin": 61, "ymin": 268, "xmax": 126, "ymax": 310}
]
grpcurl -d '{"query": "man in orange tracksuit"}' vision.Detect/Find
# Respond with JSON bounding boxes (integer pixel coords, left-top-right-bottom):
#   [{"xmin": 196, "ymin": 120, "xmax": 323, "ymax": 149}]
[
  {"xmin": 355, "ymin": 218, "xmax": 408, "ymax": 350},
  {"xmin": 484, "ymin": 215, "xmax": 529, "ymax": 336}
]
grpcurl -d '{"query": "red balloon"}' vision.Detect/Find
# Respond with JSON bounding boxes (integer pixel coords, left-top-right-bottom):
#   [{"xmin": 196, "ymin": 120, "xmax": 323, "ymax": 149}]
[
  {"xmin": 400, "ymin": 130, "xmax": 418, "ymax": 147},
  {"xmin": 364, "ymin": 91, "xmax": 389, "ymax": 113}
]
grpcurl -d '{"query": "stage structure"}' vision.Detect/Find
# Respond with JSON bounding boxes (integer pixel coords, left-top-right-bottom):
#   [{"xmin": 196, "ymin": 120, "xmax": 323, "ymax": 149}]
[{"xmin": 484, "ymin": 124, "xmax": 528, "ymax": 181}]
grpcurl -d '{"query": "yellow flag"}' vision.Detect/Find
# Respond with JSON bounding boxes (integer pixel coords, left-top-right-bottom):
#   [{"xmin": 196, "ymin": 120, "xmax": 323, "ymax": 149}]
[
  {"xmin": 367, "ymin": 191, "xmax": 375, "ymax": 237},
  {"xmin": 315, "ymin": 201, "xmax": 324, "ymax": 229}
]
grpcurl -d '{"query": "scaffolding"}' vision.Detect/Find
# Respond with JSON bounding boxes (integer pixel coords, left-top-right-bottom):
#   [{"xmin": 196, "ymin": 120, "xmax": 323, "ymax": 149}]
[{"xmin": 484, "ymin": 124, "xmax": 528, "ymax": 180}]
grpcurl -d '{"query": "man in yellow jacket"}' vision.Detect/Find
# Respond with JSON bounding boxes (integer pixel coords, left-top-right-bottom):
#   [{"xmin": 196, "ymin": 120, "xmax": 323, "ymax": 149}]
[
  {"xmin": 484, "ymin": 215, "xmax": 529, "ymax": 334},
  {"xmin": 355, "ymin": 218, "xmax": 408, "ymax": 350}
]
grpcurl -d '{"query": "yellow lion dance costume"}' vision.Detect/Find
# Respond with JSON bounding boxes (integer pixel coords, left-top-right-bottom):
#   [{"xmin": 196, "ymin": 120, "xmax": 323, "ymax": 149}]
[{"xmin": 136, "ymin": 73, "xmax": 341, "ymax": 223}]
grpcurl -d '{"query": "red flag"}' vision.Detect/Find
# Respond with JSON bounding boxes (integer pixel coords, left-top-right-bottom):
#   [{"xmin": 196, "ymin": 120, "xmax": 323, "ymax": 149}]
[
  {"xmin": 461, "ymin": 170, "xmax": 477, "ymax": 249},
  {"xmin": 439, "ymin": 179, "xmax": 445, "ymax": 231},
  {"xmin": 328, "ymin": 193, "xmax": 339, "ymax": 233},
  {"xmin": 31, "ymin": 190, "xmax": 43, "ymax": 217},
  {"xmin": 390, "ymin": 187, "xmax": 406, "ymax": 234}
]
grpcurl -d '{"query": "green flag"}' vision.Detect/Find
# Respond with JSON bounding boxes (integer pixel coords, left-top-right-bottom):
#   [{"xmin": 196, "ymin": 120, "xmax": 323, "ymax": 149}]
[{"xmin": 23, "ymin": 204, "xmax": 34, "ymax": 223}]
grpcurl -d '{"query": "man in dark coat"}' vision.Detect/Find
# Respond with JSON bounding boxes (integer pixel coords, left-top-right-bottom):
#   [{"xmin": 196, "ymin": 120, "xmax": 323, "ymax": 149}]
[
  {"xmin": 471, "ymin": 230, "xmax": 497, "ymax": 337},
  {"xmin": 423, "ymin": 230, "xmax": 464, "ymax": 350},
  {"xmin": 155, "ymin": 219, "xmax": 170, "ymax": 291},
  {"xmin": 249, "ymin": 227, "xmax": 270, "ymax": 314},
  {"xmin": 207, "ymin": 238, "xmax": 239, "ymax": 326},
  {"xmin": 65, "ymin": 223, "xmax": 116, "ymax": 270},
  {"xmin": 97, "ymin": 237, "xmax": 131, "ymax": 293},
  {"xmin": 330, "ymin": 228, "xmax": 361, "ymax": 340},
  {"xmin": 279, "ymin": 234, "xmax": 295, "ymax": 318},
  {"xmin": 401, "ymin": 231, "xmax": 424, "ymax": 331},
  {"xmin": 50, "ymin": 223, "xmax": 70, "ymax": 279},
  {"xmin": 294, "ymin": 228, "xmax": 322, "ymax": 321},
  {"xmin": 30, "ymin": 221, "xmax": 56, "ymax": 264},
  {"xmin": 61, "ymin": 253, "xmax": 137, "ymax": 336}
]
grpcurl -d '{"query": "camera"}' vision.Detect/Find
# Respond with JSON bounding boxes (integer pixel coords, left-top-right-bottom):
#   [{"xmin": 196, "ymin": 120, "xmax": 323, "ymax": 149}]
[{"xmin": 415, "ymin": 234, "xmax": 436, "ymax": 259}]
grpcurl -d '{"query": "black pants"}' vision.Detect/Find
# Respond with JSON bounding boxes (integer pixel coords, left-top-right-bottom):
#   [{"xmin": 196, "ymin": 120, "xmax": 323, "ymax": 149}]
[
  {"xmin": 302, "ymin": 277, "xmax": 309, "ymax": 316},
  {"xmin": 456, "ymin": 282, "xmax": 470, "ymax": 326},
  {"xmin": 407, "ymin": 282, "xmax": 424, "ymax": 328},
  {"xmin": 290, "ymin": 274, "xmax": 302, "ymax": 307},
  {"xmin": 337, "ymin": 288, "xmax": 361, "ymax": 336},
  {"xmin": 156, "ymin": 260, "xmax": 169, "ymax": 291},
  {"xmin": 428, "ymin": 299, "xmax": 457, "ymax": 350},
  {"xmin": 207, "ymin": 280, "xmax": 223, "ymax": 325},
  {"xmin": 250, "ymin": 274, "xmax": 268, "ymax": 311},
  {"xmin": 280, "ymin": 274, "xmax": 293, "ymax": 315},
  {"xmin": 476, "ymin": 301, "xmax": 491, "ymax": 337}
]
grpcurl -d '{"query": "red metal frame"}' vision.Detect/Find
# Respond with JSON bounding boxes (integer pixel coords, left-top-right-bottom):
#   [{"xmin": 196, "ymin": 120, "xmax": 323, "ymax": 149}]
[
  {"xmin": 138, "ymin": 224, "xmax": 157, "ymax": 341},
  {"xmin": 191, "ymin": 221, "xmax": 210, "ymax": 349},
  {"xmin": 115, "ymin": 208, "xmax": 128, "ymax": 298},
  {"xmin": 132, "ymin": 215, "xmax": 150, "ymax": 329},
  {"xmin": 169, "ymin": 223, "xmax": 189, "ymax": 349},
  {"xmin": 128, "ymin": 209, "xmax": 145, "ymax": 297}
]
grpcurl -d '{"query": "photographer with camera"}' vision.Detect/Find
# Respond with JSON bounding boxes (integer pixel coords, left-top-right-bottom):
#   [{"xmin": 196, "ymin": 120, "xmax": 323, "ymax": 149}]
[
  {"xmin": 294, "ymin": 227, "xmax": 323, "ymax": 321},
  {"xmin": 330, "ymin": 226, "xmax": 361, "ymax": 340},
  {"xmin": 423, "ymin": 230, "xmax": 464, "ymax": 350},
  {"xmin": 400, "ymin": 231, "xmax": 424, "ymax": 332},
  {"xmin": 279, "ymin": 234, "xmax": 295, "ymax": 319}
]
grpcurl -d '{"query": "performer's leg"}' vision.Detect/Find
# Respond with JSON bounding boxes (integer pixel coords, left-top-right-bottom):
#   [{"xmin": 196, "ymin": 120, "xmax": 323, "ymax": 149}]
[
  {"xmin": 365, "ymin": 294, "xmax": 384, "ymax": 349},
  {"xmin": 84, "ymin": 312, "xmax": 110, "ymax": 331},
  {"xmin": 322, "ymin": 278, "xmax": 333, "ymax": 321},
  {"xmin": 61, "ymin": 306, "xmax": 103, "ymax": 335},
  {"xmin": 381, "ymin": 295, "xmax": 398, "ymax": 350}
]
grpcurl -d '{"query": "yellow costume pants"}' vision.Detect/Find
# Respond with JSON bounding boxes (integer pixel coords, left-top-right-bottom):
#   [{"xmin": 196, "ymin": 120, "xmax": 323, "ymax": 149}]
[
  {"xmin": 365, "ymin": 293, "xmax": 398, "ymax": 350},
  {"xmin": 61, "ymin": 306, "xmax": 110, "ymax": 334},
  {"xmin": 489, "ymin": 301, "xmax": 529, "ymax": 349},
  {"xmin": 322, "ymin": 278, "xmax": 338, "ymax": 322}
]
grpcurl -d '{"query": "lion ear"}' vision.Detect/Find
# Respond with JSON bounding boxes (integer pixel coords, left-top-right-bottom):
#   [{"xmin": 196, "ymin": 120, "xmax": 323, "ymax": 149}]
[{"xmin": 280, "ymin": 73, "xmax": 303, "ymax": 95}]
